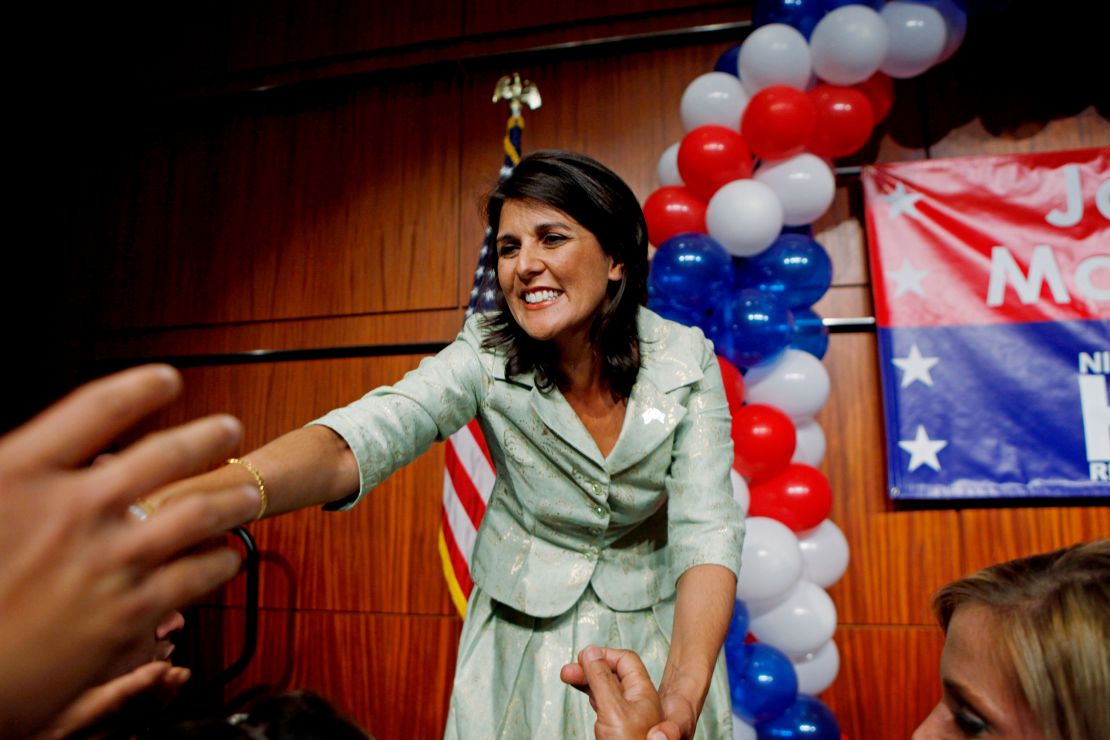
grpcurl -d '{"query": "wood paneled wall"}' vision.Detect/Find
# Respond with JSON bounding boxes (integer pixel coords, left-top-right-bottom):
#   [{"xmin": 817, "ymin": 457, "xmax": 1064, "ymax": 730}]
[{"xmin": 15, "ymin": 1, "xmax": 1108, "ymax": 738}]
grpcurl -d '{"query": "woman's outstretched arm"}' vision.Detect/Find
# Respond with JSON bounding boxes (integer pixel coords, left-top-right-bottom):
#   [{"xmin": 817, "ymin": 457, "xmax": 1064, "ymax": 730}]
[{"xmin": 148, "ymin": 424, "xmax": 360, "ymax": 519}]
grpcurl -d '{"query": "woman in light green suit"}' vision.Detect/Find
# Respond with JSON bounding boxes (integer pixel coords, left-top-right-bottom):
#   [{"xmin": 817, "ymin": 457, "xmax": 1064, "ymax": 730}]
[{"xmin": 157, "ymin": 151, "xmax": 744, "ymax": 738}]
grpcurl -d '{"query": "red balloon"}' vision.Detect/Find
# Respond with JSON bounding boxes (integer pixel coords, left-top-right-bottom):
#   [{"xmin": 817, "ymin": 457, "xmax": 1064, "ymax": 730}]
[
  {"xmin": 677, "ymin": 125, "xmax": 754, "ymax": 201},
  {"xmin": 740, "ymin": 85, "xmax": 817, "ymax": 160},
  {"xmin": 731, "ymin": 404, "xmax": 797, "ymax": 482},
  {"xmin": 851, "ymin": 72, "xmax": 894, "ymax": 126},
  {"xmin": 748, "ymin": 463, "xmax": 832, "ymax": 532},
  {"xmin": 718, "ymin": 356, "xmax": 746, "ymax": 412},
  {"xmin": 806, "ymin": 85, "xmax": 875, "ymax": 159},
  {"xmin": 642, "ymin": 186, "xmax": 707, "ymax": 246}
]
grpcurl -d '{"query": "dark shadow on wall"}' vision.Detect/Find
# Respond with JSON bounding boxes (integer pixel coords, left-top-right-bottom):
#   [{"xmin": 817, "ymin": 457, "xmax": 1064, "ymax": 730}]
[{"xmin": 891, "ymin": 0, "xmax": 1107, "ymax": 152}]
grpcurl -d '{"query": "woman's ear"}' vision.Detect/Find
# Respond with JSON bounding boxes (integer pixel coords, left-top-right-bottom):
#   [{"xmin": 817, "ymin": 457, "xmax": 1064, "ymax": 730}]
[{"xmin": 608, "ymin": 260, "xmax": 624, "ymax": 282}]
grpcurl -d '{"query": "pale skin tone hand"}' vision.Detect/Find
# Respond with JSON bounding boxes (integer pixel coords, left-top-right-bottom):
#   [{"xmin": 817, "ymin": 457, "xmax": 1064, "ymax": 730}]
[
  {"xmin": 0, "ymin": 365, "xmax": 261, "ymax": 737},
  {"xmin": 561, "ymin": 565, "xmax": 736, "ymax": 739}
]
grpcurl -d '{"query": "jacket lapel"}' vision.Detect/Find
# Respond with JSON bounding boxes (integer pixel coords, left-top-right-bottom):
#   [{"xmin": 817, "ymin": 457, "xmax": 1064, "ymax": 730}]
[
  {"xmin": 529, "ymin": 384, "xmax": 607, "ymax": 469},
  {"xmin": 504, "ymin": 309, "xmax": 705, "ymax": 475},
  {"xmin": 604, "ymin": 311, "xmax": 705, "ymax": 475},
  {"xmin": 604, "ymin": 375, "xmax": 685, "ymax": 475}
]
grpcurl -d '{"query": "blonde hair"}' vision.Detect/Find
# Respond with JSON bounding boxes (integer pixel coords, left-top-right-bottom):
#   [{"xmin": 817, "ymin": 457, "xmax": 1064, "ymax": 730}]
[{"xmin": 933, "ymin": 539, "xmax": 1109, "ymax": 740}]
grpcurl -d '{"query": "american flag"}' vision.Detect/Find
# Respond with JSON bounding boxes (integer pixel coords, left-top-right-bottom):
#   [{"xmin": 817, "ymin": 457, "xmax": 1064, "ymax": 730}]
[{"xmin": 437, "ymin": 110, "xmax": 525, "ymax": 615}]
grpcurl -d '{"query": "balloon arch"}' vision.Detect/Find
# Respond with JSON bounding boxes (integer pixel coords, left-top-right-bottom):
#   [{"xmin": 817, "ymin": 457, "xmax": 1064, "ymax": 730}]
[{"xmin": 643, "ymin": 1, "xmax": 972, "ymax": 737}]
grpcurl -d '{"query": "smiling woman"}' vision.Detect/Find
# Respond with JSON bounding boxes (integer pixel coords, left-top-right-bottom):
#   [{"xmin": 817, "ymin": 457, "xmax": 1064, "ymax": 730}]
[
  {"xmin": 482, "ymin": 150, "xmax": 650, "ymax": 402},
  {"xmin": 151, "ymin": 150, "xmax": 744, "ymax": 739},
  {"xmin": 913, "ymin": 539, "xmax": 1109, "ymax": 740}
]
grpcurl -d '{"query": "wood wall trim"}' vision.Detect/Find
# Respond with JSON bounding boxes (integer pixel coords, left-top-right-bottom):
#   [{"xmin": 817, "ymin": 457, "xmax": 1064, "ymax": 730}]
[
  {"xmin": 94, "ymin": 309, "xmax": 467, "ymax": 362},
  {"xmin": 153, "ymin": 5, "xmax": 749, "ymax": 102}
]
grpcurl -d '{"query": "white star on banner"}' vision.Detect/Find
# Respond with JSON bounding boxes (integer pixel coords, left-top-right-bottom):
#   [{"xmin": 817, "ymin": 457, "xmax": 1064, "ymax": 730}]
[
  {"xmin": 889, "ymin": 258, "xmax": 929, "ymax": 297},
  {"xmin": 892, "ymin": 344, "xmax": 940, "ymax": 388},
  {"xmin": 880, "ymin": 181, "xmax": 924, "ymax": 219},
  {"xmin": 898, "ymin": 425, "xmax": 948, "ymax": 472}
]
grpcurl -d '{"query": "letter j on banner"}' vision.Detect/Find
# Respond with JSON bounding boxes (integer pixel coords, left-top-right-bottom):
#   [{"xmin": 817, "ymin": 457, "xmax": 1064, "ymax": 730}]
[{"xmin": 863, "ymin": 148, "xmax": 1109, "ymax": 500}]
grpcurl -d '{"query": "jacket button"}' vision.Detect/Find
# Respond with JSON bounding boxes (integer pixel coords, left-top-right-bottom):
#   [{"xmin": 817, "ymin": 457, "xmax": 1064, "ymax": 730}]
[
  {"xmin": 593, "ymin": 505, "xmax": 605, "ymax": 517},
  {"xmin": 589, "ymin": 527, "xmax": 601, "ymax": 536}
]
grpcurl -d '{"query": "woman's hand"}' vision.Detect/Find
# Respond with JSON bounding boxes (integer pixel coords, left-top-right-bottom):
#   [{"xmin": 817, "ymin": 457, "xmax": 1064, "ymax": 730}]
[
  {"xmin": 561, "ymin": 646, "xmax": 678, "ymax": 740},
  {"xmin": 656, "ymin": 688, "xmax": 696, "ymax": 739}
]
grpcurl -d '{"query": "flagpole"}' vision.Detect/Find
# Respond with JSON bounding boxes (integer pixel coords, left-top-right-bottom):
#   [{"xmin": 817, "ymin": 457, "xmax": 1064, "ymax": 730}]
[{"xmin": 439, "ymin": 74, "xmax": 541, "ymax": 618}]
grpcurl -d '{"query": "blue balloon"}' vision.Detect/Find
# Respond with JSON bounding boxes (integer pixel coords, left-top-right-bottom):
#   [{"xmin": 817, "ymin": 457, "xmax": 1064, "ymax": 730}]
[
  {"xmin": 724, "ymin": 599, "xmax": 751, "ymax": 656},
  {"xmin": 905, "ymin": 0, "xmax": 968, "ymax": 59},
  {"xmin": 790, "ymin": 308, "xmax": 829, "ymax": 359},
  {"xmin": 733, "ymin": 234, "xmax": 832, "ymax": 310},
  {"xmin": 649, "ymin": 233, "xmax": 734, "ymax": 311},
  {"xmin": 727, "ymin": 643, "xmax": 799, "ymax": 725},
  {"xmin": 781, "ymin": 224, "xmax": 813, "ymax": 236},
  {"xmin": 707, "ymin": 290, "xmax": 794, "ymax": 369},
  {"xmin": 647, "ymin": 293, "xmax": 713, "ymax": 333},
  {"xmin": 756, "ymin": 695, "xmax": 841, "ymax": 739},
  {"xmin": 821, "ymin": 0, "xmax": 883, "ymax": 10},
  {"xmin": 753, "ymin": 0, "xmax": 826, "ymax": 38},
  {"xmin": 714, "ymin": 44, "xmax": 742, "ymax": 78}
]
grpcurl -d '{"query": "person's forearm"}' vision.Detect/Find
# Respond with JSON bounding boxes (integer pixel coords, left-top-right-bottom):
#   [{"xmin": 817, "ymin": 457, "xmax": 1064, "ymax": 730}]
[
  {"xmin": 150, "ymin": 425, "xmax": 360, "ymax": 518},
  {"xmin": 659, "ymin": 564, "xmax": 736, "ymax": 732}
]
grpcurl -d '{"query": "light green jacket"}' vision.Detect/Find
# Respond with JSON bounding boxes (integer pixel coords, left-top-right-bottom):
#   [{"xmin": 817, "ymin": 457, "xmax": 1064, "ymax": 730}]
[{"xmin": 313, "ymin": 308, "xmax": 744, "ymax": 618}]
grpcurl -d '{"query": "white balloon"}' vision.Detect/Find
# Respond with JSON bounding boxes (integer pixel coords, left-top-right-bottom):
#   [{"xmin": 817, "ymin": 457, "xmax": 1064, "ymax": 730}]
[
  {"xmin": 880, "ymin": 2, "xmax": 947, "ymax": 79},
  {"xmin": 736, "ymin": 517, "xmax": 803, "ymax": 604},
  {"xmin": 809, "ymin": 5, "xmax": 890, "ymax": 85},
  {"xmin": 657, "ymin": 142, "xmax": 683, "ymax": 186},
  {"xmin": 798, "ymin": 519, "xmax": 850, "ymax": 588},
  {"xmin": 749, "ymin": 580, "xmax": 838, "ymax": 657},
  {"xmin": 738, "ymin": 24, "xmax": 812, "ymax": 93},
  {"xmin": 706, "ymin": 179, "xmax": 784, "ymax": 257},
  {"xmin": 933, "ymin": 0, "xmax": 968, "ymax": 64},
  {"xmin": 730, "ymin": 468, "xmax": 751, "ymax": 517},
  {"xmin": 744, "ymin": 349, "xmax": 831, "ymax": 421},
  {"xmin": 754, "ymin": 154, "xmax": 836, "ymax": 226},
  {"xmin": 680, "ymin": 72, "xmax": 750, "ymax": 132},
  {"xmin": 792, "ymin": 419, "xmax": 827, "ymax": 467},
  {"xmin": 790, "ymin": 639, "xmax": 840, "ymax": 695},
  {"xmin": 732, "ymin": 714, "xmax": 757, "ymax": 740}
]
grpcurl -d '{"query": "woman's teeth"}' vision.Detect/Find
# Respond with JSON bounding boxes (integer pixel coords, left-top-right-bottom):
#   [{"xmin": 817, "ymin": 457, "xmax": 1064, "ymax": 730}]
[{"xmin": 524, "ymin": 290, "xmax": 561, "ymax": 304}]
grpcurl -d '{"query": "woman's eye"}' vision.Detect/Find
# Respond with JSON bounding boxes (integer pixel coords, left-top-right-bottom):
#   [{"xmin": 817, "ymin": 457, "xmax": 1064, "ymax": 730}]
[
  {"xmin": 498, "ymin": 244, "xmax": 518, "ymax": 257},
  {"xmin": 953, "ymin": 708, "xmax": 989, "ymax": 736},
  {"xmin": 542, "ymin": 233, "xmax": 567, "ymax": 245}
]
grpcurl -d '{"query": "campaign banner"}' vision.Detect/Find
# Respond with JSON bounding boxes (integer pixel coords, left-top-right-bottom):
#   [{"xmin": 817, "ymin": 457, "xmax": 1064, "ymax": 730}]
[{"xmin": 863, "ymin": 148, "xmax": 1109, "ymax": 500}]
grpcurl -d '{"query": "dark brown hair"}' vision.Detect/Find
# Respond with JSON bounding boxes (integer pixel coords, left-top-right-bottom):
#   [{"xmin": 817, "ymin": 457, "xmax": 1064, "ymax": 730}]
[{"xmin": 479, "ymin": 150, "xmax": 648, "ymax": 398}]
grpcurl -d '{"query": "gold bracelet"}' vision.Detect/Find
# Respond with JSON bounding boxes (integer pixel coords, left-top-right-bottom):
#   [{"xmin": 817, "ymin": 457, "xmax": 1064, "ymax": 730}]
[{"xmin": 227, "ymin": 458, "xmax": 268, "ymax": 521}]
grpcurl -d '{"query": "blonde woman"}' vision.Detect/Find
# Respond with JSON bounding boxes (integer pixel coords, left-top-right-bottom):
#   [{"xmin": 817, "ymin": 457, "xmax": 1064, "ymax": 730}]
[{"xmin": 914, "ymin": 538, "xmax": 1109, "ymax": 739}]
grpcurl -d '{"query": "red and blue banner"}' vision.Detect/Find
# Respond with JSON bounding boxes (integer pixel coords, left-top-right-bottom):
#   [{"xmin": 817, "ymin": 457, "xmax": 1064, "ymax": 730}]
[{"xmin": 863, "ymin": 148, "xmax": 1109, "ymax": 500}]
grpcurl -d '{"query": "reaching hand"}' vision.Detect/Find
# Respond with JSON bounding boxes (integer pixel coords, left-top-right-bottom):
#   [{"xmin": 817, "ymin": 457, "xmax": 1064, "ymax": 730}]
[
  {"xmin": 561, "ymin": 645, "xmax": 676, "ymax": 740},
  {"xmin": 0, "ymin": 365, "xmax": 260, "ymax": 737},
  {"xmin": 33, "ymin": 660, "xmax": 190, "ymax": 740}
]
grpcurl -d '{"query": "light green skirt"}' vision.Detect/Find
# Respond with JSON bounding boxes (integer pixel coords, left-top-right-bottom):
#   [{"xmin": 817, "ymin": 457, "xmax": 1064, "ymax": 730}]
[{"xmin": 443, "ymin": 585, "xmax": 732, "ymax": 739}]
